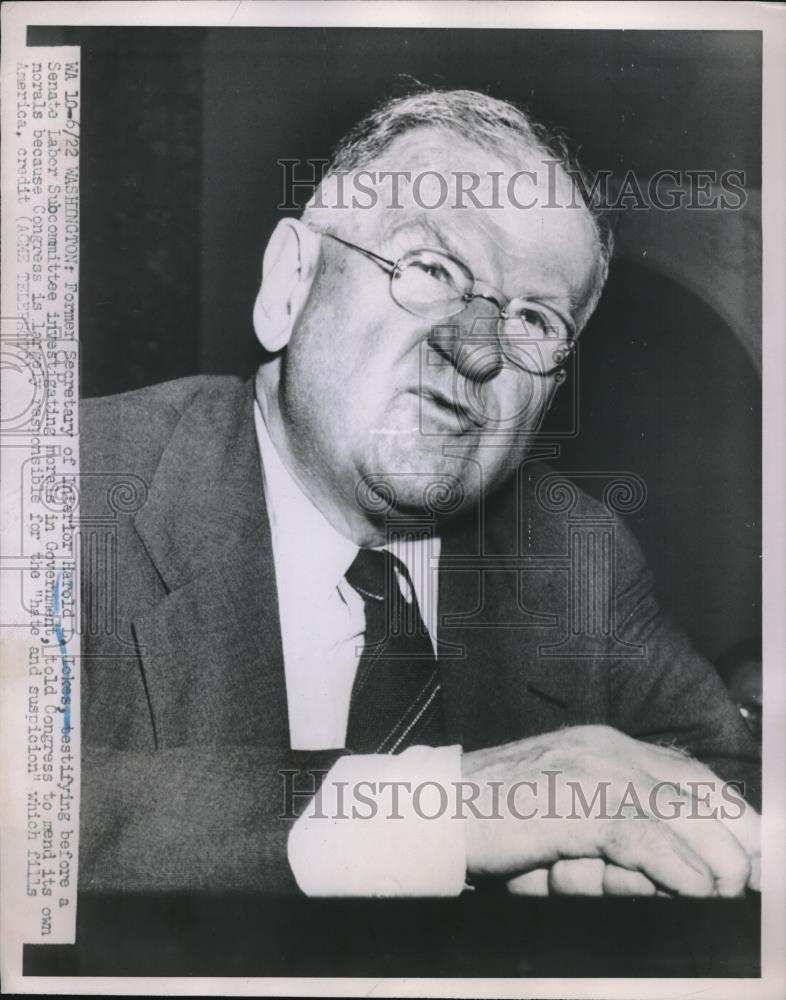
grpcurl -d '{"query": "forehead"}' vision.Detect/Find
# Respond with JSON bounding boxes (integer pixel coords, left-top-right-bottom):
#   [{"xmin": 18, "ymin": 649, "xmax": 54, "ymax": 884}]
[{"xmin": 349, "ymin": 128, "xmax": 600, "ymax": 307}]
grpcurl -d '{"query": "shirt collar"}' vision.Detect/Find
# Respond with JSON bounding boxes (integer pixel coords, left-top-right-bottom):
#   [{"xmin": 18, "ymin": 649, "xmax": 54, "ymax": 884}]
[{"xmin": 254, "ymin": 401, "xmax": 357, "ymax": 604}]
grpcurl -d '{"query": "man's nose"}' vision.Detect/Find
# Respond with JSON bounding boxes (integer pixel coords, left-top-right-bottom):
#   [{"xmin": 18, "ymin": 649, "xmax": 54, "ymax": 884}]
[{"xmin": 425, "ymin": 302, "xmax": 504, "ymax": 383}]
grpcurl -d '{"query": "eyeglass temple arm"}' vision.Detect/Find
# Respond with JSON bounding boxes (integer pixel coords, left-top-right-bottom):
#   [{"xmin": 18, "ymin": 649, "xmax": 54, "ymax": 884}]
[{"xmin": 320, "ymin": 232, "xmax": 396, "ymax": 272}]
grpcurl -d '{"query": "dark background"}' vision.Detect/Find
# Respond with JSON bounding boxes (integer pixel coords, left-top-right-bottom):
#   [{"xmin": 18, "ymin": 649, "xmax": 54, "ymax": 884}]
[
  {"xmin": 30, "ymin": 26, "xmax": 762, "ymax": 664},
  {"xmin": 25, "ymin": 894, "xmax": 760, "ymax": 977}
]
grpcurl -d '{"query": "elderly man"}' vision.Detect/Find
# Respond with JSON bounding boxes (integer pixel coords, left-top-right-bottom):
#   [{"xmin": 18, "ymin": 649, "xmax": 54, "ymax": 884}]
[{"xmin": 79, "ymin": 89, "xmax": 760, "ymax": 899}]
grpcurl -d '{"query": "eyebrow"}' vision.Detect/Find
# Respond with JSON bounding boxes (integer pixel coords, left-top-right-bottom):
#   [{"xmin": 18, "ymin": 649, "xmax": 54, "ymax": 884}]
[{"xmin": 384, "ymin": 216, "xmax": 464, "ymax": 259}]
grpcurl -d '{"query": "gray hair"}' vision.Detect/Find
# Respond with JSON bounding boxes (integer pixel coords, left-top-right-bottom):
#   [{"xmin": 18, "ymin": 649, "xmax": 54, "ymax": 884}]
[{"xmin": 304, "ymin": 87, "xmax": 613, "ymax": 326}]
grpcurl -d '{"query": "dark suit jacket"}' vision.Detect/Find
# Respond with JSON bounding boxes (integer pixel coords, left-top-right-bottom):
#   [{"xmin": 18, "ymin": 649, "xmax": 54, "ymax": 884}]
[{"xmin": 78, "ymin": 376, "xmax": 760, "ymax": 894}]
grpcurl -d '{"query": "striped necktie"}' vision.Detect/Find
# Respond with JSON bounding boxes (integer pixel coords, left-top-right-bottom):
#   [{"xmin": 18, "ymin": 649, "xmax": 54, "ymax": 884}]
[{"xmin": 344, "ymin": 548, "xmax": 445, "ymax": 754}]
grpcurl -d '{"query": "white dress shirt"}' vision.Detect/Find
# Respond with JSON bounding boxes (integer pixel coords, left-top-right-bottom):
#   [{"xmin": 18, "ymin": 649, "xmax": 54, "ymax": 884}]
[{"xmin": 254, "ymin": 401, "xmax": 466, "ymax": 895}]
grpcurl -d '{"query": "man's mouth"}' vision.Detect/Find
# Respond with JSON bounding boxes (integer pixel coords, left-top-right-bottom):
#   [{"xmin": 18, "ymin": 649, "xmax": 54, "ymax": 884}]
[{"xmin": 413, "ymin": 387, "xmax": 485, "ymax": 428}]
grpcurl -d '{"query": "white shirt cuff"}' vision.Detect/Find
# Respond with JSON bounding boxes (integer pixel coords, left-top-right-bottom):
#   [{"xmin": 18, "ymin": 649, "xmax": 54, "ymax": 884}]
[{"xmin": 287, "ymin": 745, "xmax": 466, "ymax": 896}]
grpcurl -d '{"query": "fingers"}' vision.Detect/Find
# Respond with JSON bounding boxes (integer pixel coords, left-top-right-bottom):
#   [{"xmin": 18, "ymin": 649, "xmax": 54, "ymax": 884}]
[
  {"xmin": 601, "ymin": 816, "xmax": 716, "ymax": 896},
  {"xmin": 667, "ymin": 815, "xmax": 750, "ymax": 897},
  {"xmin": 549, "ymin": 858, "xmax": 604, "ymax": 896},
  {"xmin": 638, "ymin": 742, "xmax": 760, "ymax": 894},
  {"xmin": 506, "ymin": 861, "xmax": 658, "ymax": 896},
  {"xmin": 549, "ymin": 860, "xmax": 658, "ymax": 896},
  {"xmin": 505, "ymin": 868, "xmax": 549, "ymax": 896},
  {"xmin": 644, "ymin": 743, "xmax": 760, "ymax": 859},
  {"xmin": 603, "ymin": 863, "xmax": 657, "ymax": 896}
]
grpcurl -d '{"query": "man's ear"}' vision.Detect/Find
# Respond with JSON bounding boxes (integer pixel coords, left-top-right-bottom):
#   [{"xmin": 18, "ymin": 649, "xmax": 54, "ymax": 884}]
[{"xmin": 252, "ymin": 219, "xmax": 321, "ymax": 352}]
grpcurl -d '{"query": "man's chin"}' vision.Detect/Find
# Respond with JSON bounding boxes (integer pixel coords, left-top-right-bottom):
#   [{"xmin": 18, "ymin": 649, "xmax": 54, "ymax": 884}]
[{"xmin": 354, "ymin": 435, "xmax": 481, "ymax": 520}]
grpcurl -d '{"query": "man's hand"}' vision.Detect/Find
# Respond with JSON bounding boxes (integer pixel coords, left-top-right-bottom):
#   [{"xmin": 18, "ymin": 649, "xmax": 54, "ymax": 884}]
[
  {"xmin": 461, "ymin": 725, "xmax": 760, "ymax": 897},
  {"xmin": 503, "ymin": 859, "xmax": 661, "ymax": 896}
]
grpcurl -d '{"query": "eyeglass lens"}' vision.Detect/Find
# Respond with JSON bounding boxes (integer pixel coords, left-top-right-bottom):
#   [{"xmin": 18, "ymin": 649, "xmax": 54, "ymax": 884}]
[{"xmin": 391, "ymin": 249, "xmax": 573, "ymax": 375}]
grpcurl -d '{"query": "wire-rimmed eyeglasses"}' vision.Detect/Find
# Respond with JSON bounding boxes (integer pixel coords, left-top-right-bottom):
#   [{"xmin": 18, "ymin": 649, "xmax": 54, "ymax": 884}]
[{"xmin": 318, "ymin": 230, "xmax": 577, "ymax": 378}]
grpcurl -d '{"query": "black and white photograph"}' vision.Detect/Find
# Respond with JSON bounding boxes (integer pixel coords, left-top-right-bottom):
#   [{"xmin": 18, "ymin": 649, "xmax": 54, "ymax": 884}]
[{"xmin": 1, "ymin": 1, "xmax": 784, "ymax": 995}]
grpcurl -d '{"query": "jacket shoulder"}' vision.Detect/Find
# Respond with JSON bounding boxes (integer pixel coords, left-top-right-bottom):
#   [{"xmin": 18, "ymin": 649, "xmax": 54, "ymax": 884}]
[
  {"xmin": 482, "ymin": 458, "xmax": 648, "ymax": 575},
  {"xmin": 80, "ymin": 376, "xmax": 245, "ymax": 475}
]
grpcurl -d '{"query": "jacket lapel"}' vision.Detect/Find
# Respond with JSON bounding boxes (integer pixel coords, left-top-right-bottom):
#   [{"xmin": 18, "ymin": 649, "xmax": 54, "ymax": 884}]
[
  {"xmin": 132, "ymin": 379, "xmax": 290, "ymax": 749},
  {"xmin": 437, "ymin": 491, "xmax": 576, "ymax": 750}
]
